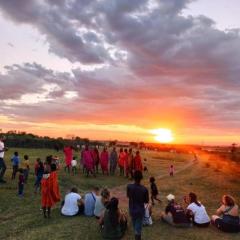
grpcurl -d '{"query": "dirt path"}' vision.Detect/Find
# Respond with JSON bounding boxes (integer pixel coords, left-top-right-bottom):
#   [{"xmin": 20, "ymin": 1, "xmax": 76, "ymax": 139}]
[{"xmin": 110, "ymin": 158, "xmax": 197, "ymax": 207}]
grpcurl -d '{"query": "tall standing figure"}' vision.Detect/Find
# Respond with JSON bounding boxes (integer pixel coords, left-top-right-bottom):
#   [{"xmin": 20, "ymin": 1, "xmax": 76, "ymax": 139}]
[
  {"xmin": 100, "ymin": 147, "xmax": 109, "ymax": 175},
  {"xmin": 82, "ymin": 145, "xmax": 95, "ymax": 177},
  {"xmin": 63, "ymin": 145, "xmax": 73, "ymax": 173},
  {"xmin": 109, "ymin": 147, "xmax": 118, "ymax": 175},
  {"xmin": 41, "ymin": 156, "xmax": 61, "ymax": 218},
  {"xmin": 92, "ymin": 147, "xmax": 100, "ymax": 174},
  {"xmin": 0, "ymin": 136, "xmax": 7, "ymax": 183},
  {"xmin": 118, "ymin": 148, "xmax": 125, "ymax": 176},
  {"xmin": 133, "ymin": 151, "xmax": 143, "ymax": 173},
  {"xmin": 127, "ymin": 171, "xmax": 149, "ymax": 240}
]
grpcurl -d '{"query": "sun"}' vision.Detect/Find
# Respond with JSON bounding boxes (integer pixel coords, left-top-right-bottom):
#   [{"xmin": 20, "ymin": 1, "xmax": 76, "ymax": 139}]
[{"xmin": 150, "ymin": 128, "xmax": 174, "ymax": 143}]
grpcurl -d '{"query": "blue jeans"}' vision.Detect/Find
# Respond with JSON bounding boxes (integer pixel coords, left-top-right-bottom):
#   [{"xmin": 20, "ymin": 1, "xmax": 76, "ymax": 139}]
[{"xmin": 132, "ymin": 217, "xmax": 143, "ymax": 235}]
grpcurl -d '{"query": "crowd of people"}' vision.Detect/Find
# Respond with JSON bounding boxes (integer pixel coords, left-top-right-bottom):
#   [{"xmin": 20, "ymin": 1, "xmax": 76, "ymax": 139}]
[
  {"xmin": 0, "ymin": 136, "xmax": 240, "ymax": 239},
  {"xmin": 63, "ymin": 145, "xmax": 144, "ymax": 178}
]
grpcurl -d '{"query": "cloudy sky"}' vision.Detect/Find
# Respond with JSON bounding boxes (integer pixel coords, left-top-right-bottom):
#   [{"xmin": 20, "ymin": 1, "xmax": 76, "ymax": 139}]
[{"xmin": 0, "ymin": 0, "xmax": 239, "ymax": 144}]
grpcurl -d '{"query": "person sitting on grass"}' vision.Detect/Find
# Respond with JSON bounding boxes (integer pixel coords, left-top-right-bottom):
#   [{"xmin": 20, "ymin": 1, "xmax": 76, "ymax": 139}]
[
  {"xmin": 211, "ymin": 195, "xmax": 240, "ymax": 233},
  {"xmin": 161, "ymin": 194, "xmax": 191, "ymax": 228},
  {"xmin": 185, "ymin": 192, "xmax": 210, "ymax": 227},
  {"xmin": 149, "ymin": 177, "xmax": 161, "ymax": 205},
  {"xmin": 11, "ymin": 151, "xmax": 20, "ymax": 180},
  {"xmin": 84, "ymin": 187, "xmax": 100, "ymax": 217},
  {"xmin": 61, "ymin": 187, "xmax": 84, "ymax": 216},
  {"xmin": 99, "ymin": 197, "xmax": 127, "ymax": 240},
  {"xmin": 18, "ymin": 168, "xmax": 25, "ymax": 197},
  {"xmin": 94, "ymin": 188, "xmax": 110, "ymax": 219}
]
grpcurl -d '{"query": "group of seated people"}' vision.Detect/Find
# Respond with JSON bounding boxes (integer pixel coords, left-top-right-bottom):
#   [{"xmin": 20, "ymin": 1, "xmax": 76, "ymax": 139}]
[
  {"xmin": 61, "ymin": 187, "xmax": 127, "ymax": 239},
  {"xmin": 60, "ymin": 186, "xmax": 240, "ymax": 239},
  {"xmin": 161, "ymin": 193, "xmax": 240, "ymax": 233}
]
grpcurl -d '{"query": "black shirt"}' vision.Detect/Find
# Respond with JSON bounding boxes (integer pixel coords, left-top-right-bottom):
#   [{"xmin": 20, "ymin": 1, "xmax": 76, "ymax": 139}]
[
  {"xmin": 150, "ymin": 182, "xmax": 158, "ymax": 196},
  {"xmin": 165, "ymin": 203, "xmax": 189, "ymax": 224},
  {"xmin": 127, "ymin": 183, "xmax": 149, "ymax": 219}
]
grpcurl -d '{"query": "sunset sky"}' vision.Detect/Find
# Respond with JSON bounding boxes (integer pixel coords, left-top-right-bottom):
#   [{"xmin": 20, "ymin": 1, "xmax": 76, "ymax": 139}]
[{"xmin": 0, "ymin": 0, "xmax": 240, "ymax": 145}]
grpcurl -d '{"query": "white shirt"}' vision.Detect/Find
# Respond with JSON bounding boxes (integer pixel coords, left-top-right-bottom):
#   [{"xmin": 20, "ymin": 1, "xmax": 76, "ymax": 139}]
[
  {"xmin": 94, "ymin": 197, "xmax": 105, "ymax": 217},
  {"xmin": 0, "ymin": 141, "xmax": 4, "ymax": 158},
  {"xmin": 143, "ymin": 203, "xmax": 153, "ymax": 225},
  {"xmin": 71, "ymin": 159, "xmax": 77, "ymax": 167},
  {"xmin": 61, "ymin": 192, "xmax": 81, "ymax": 216},
  {"xmin": 187, "ymin": 202, "xmax": 210, "ymax": 224}
]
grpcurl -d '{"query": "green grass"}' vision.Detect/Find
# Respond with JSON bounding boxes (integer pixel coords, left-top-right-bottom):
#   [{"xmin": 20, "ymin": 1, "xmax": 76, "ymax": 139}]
[{"xmin": 0, "ymin": 148, "xmax": 239, "ymax": 240}]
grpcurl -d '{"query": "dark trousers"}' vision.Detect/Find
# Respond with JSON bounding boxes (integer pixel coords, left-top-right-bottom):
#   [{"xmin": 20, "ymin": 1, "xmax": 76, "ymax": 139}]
[
  {"xmin": 0, "ymin": 158, "xmax": 6, "ymax": 180},
  {"xmin": 18, "ymin": 183, "xmax": 24, "ymax": 195},
  {"xmin": 23, "ymin": 169, "xmax": 29, "ymax": 183},
  {"xmin": 12, "ymin": 165, "xmax": 19, "ymax": 179}
]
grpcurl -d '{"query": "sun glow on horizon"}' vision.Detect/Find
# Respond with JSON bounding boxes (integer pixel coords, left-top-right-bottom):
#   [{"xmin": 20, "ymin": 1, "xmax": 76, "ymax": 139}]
[{"xmin": 150, "ymin": 128, "xmax": 174, "ymax": 143}]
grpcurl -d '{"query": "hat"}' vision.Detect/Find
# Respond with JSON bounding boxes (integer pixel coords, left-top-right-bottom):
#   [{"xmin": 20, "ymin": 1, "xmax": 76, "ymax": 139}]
[{"xmin": 166, "ymin": 194, "xmax": 175, "ymax": 201}]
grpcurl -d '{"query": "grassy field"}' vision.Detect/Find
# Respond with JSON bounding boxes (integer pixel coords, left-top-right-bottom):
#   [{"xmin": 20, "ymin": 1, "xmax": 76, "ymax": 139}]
[{"xmin": 0, "ymin": 148, "xmax": 239, "ymax": 240}]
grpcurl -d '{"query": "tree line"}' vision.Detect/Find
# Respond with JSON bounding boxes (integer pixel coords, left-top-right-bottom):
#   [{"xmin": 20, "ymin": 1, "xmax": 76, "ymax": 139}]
[{"xmin": 0, "ymin": 130, "xmax": 102, "ymax": 150}]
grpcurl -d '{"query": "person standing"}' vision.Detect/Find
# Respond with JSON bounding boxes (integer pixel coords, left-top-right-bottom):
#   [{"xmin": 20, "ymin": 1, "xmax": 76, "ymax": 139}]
[
  {"xmin": 22, "ymin": 155, "xmax": 30, "ymax": 184},
  {"xmin": 118, "ymin": 148, "xmax": 125, "ymax": 176},
  {"xmin": 34, "ymin": 158, "xmax": 44, "ymax": 194},
  {"xmin": 100, "ymin": 147, "xmax": 109, "ymax": 175},
  {"xmin": 92, "ymin": 147, "xmax": 100, "ymax": 174},
  {"xmin": 127, "ymin": 171, "xmax": 149, "ymax": 240},
  {"xmin": 11, "ymin": 151, "xmax": 20, "ymax": 180},
  {"xmin": 128, "ymin": 149, "xmax": 134, "ymax": 179},
  {"xmin": 63, "ymin": 145, "xmax": 73, "ymax": 173},
  {"xmin": 124, "ymin": 149, "xmax": 129, "ymax": 178},
  {"xmin": 169, "ymin": 164, "xmax": 174, "ymax": 176},
  {"xmin": 109, "ymin": 147, "xmax": 118, "ymax": 175},
  {"xmin": 133, "ymin": 151, "xmax": 143, "ymax": 173},
  {"xmin": 82, "ymin": 145, "xmax": 95, "ymax": 177},
  {"xmin": 18, "ymin": 168, "xmax": 25, "ymax": 197},
  {"xmin": 0, "ymin": 136, "xmax": 8, "ymax": 183}
]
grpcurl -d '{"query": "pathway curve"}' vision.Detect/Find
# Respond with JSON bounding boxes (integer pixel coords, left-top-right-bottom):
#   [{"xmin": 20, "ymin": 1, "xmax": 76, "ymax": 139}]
[{"xmin": 110, "ymin": 158, "xmax": 197, "ymax": 207}]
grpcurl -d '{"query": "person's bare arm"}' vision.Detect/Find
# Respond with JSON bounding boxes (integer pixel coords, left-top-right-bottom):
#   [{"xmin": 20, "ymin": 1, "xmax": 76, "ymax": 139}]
[
  {"xmin": 216, "ymin": 205, "xmax": 224, "ymax": 216},
  {"xmin": 99, "ymin": 212, "xmax": 105, "ymax": 225},
  {"xmin": 77, "ymin": 199, "xmax": 84, "ymax": 206}
]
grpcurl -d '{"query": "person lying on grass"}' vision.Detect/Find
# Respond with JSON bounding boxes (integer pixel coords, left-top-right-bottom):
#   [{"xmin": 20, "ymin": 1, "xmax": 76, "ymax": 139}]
[{"xmin": 211, "ymin": 195, "xmax": 240, "ymax": 233}]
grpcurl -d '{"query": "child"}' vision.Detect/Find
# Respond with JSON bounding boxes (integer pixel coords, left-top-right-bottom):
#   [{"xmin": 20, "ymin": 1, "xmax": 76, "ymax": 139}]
[
  {"xmin": 18, "ymin": 168, "xmax": 25, "ymax": 197},
  {"xmin": 52, "ymin": 155, "xmax": 60, "ymax": 169},
  {"xmin": 11, "ymin": 151, "xmax": 20, "ymax": 180},
  {"xmin": 71, "ymin": 156, "xmax": 77, "ymax": 175},
  {"xmin": 143, "ymin": 203, "xmax": 153, "ymax": 226},
  {"xmin": 34, "ymin": 158, "xmax": 44, "ymax": 194},
  {"xmin": 22, "ymin": 155, "xmax": 30, "ymax": 183},
  {"xmin": 150, "ymin": 177, "xmax": 161, "ymax": 205},
  {"xmin": 169, "ymin": 164, "xmax": 174, "ymax": 177}
]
